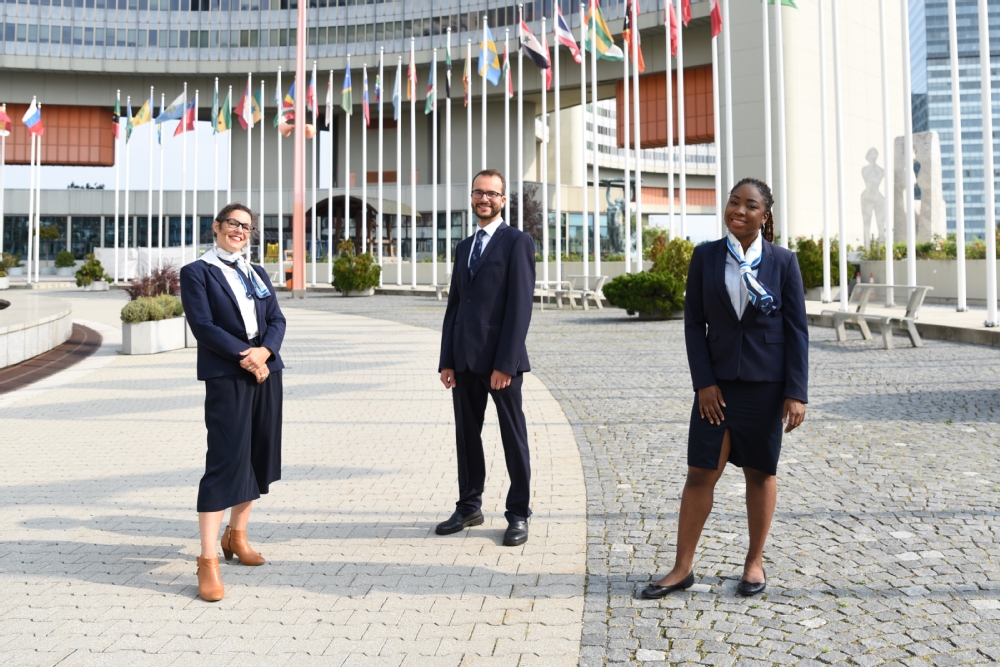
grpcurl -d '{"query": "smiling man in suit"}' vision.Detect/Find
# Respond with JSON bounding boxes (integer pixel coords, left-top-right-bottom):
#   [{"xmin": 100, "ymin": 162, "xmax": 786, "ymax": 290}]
[{"xmin": 436, "ymin": 169, "xmax": 536, "ymax": 547}]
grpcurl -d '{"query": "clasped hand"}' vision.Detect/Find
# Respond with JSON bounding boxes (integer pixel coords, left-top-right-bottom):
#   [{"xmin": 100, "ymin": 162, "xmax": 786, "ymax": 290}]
[
  {"xmin": 439, "ymin": 368, "xmax": 512, "ymax": 391},
  {"xmin": 240, "ymin": 347, "xmax": 272, "ymax": 384},
  {"xmin": 698, "ymin": 385, "xmax": 806, "ymax": 433}
]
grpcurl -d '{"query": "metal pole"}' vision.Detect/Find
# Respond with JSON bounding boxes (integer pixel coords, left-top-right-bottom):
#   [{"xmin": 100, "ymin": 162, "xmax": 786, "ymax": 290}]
[
  {"xmin": 553, "ymin": 15, "xmax": 562, "ymax": 283},
  {"xmin": 580, "ymin": 1, "xmax": 588, "ymax": 280},
  {"xmin": 879, "ymin": 0, "xmax": 895, "ymax": 305},
  {"xmin": 410, "ymin": 37, "xmax": 417, "ymax": 288},
  {"xmin": 676, "ymin": 0, "xmax": 687, "ymax": 239},
  {"xmin": 291, "ymin": 0, "xmax": 307, "ymax": 296},
  {"xmin": 444, "ymin": 36, "xmax": 451, "ymax": 275},
  {"xmin": 948, "ymin": 0, "xmax": 966, "ymax": 311},
  {"xmin": 542, "ymin": 16, "xmax": 549, "ymax": 285},
  {"xmin": 722, "ymin": 0, "xmax": 734, "ymax": 193},
  {"xmin": 820, "ymin": 0, "xmax": 832, "ymax": 302},
  {"xmin": 379, "ymin": 49, "xmax": 385, "ymax": 283},
  {"xmin": 774, "ymin": 0, "xmax": 788, "ymax": 247},
  {"xmin": 631, "ymin": 0, "xmax": 643, "ymax": 268},
  {"xmin": 147, "ymin": 86, "xmax": 154, "ymax": 276},
  {"xmin": 978, "ymin": 0, "xmax": 998, "ymax": 325},
  {"xmin": 431, "ymin": 52, "xmax": 438, "ymax": 286},
  {"xmin": 397, "ymin": 57, "xmax": 403, "ymax": 285},
  {"xmin": 831, "ymin": 0, "xmax": 849, "ymax": 311},
  {"xmin": 591, "ymin": 4, "xmax": 601, "ymax": 280},
  {"xmin": 624, "ymin": 46, "xmax": 631, "ymax": 273}
]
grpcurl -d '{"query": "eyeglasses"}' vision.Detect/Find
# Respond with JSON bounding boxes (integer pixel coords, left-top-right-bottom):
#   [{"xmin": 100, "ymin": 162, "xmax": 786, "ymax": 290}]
[
  {"xmin": 471, "ymin": 189, "xmax": 503, "ymax": 201},
  {"xmin": 218, "ymin": 218, "xmax": 253, "ymax": 233}
]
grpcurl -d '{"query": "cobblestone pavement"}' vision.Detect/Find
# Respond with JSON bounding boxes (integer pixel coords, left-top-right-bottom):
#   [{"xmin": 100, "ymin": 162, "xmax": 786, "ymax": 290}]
[
  {"xmin": 296, "ymin": 293, "xmax": 1000, "ymax": 667},
  {"xmin": 0, "ymin": 296, "xmax": 586, "ymax": 666}
]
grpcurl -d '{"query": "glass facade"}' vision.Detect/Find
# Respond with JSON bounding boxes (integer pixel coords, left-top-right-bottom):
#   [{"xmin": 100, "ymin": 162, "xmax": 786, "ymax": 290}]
[{"xmin": 922, "ymin": 0, "xmax": 1000, "ymax": 240}]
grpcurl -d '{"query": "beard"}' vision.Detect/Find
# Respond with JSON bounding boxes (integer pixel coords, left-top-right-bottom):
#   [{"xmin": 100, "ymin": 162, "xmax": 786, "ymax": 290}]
[{"xmin": 473, "ymin": 199, "xmax": 502, "ymax": 221}]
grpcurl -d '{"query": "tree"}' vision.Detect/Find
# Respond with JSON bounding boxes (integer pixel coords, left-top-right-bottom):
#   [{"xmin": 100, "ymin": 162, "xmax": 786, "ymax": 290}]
[{"xmin": 507, "ymin": 182, "xmax": 544, "ymax": 242}]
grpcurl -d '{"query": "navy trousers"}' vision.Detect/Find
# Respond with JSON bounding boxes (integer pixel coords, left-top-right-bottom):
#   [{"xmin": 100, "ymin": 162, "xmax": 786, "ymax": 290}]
[
  {"xmin": 452, "ymin": 370, "xmax": 531, "ymax": 522},
  {"xmin": 197, "ymin": 371, "xmax": 283, "ymax": 512}
]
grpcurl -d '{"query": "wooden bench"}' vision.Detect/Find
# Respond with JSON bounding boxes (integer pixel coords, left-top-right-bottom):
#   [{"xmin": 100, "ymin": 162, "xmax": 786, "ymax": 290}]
[{"xmin": 821, "ymin": 284, "xmax": 933, "ymax": 349}]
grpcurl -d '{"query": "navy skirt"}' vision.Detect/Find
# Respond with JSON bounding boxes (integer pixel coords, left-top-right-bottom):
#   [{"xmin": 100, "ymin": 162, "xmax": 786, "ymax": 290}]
[{"xmin": 688, "ymin": 379, "xmax": 785, "ymax": 476}]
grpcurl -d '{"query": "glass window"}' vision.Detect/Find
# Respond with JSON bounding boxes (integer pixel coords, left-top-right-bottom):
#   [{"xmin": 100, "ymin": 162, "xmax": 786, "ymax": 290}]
[
  {"xmin": 28, "ymin": 24, "xmax": 37, "ymax": 42},
  {"xmin": 159, "ymin": 29, "xmax": 166, "ymax": 45},
  {"xmin": 381, "ymin": 22, "xmax": 389, "ymax": 41},
  {"xmin": 289, "ymin": 27, "xmax": 295, "ymax": 46},
  {"xmin": 62, "ymin": 25, "xmax": 71, "ymax": 43},
  {"xmin": 403, "ymin": 19, "xmax": 411, "ymax": 38},
  {"xmin": 308, "ymin": 26, "xmax": 316, "ymax": 45},
  {"xmin": 230, "ymin": 29, "xmax": 238, "ymax": 46},
  {"xmin": 346, "ymin": 24, "xmax": 354, "ymax": 44},
  {"xmin": 219, "ymin": 29, "xmax": 228, "ymax": 46},
  {"xmin": 41, "ymin": 0, "xmax": 50, "ymax": 5},
  {"xmin": 138, "ymin": 0, "xmax": 146, "ymax": 8},
  {"xmin": 200, "ymin": 29, "xmax": 207, "ymax": 47},
  {"xmin": 170, "ymin": 0, "xmax": 178, "ymax": 8},
  {"xmin": 179, "ymin": 30, "xmax": 187, "ymax": 47},
  {"xmin": 375, "ymin": 22, "xmax": 383, "ymax": 42},
  {"xmin": 138, "ymin": 28, "xmax": 146, "ymax": 46},
  {"xmin": 210, "ymin": 29, "xmax": 217, "ymax": 47},
  {"xmin": 96, "ymin": 0, "xmax": 105, "ymax": 8},
  {"xmin": 84, "ymin": 26, "xmax": 92, "ymax": 44},
  {"xmin": 93, "ymin": 28, "xmax": 103, "ymax": 46},
  {"xmin": 169, "ymin": 29, "xmax": 178, "ymax": 47},
  {"xmin": 75, "ymin": 0, "xmax": 83, "ymax": 7},
  {"xmin": 221, "ymin": 0, "xmax": 228, "ymax": 9},
  {"xmin": 128, "ymin": 0, "xmax": 136, "ymax": 9},
  {"xmin": 239, "ymin": 29, "xmax": 248, "ymax": 46},
  {"xmin": 73, "ymin": 26, "xmax": 82, "ymax": 45},
  {"xmin": 40, "ymin": 25, "xmax": 49, "ymax": 43},
  {"xmin": 258, "ymin": 29, "xmax": 267, "ymax": 47},
  {"xmin": 4, "ymin": 24, "xmax": 14, "ymax": 43},
  {"xmin": 269, "ymin": 28, "xmax": 277, "ymax": 46},
  {"xmin": 147, "ymin": 28, "xmax": 156, "ymax": 45},
  {"xmin": 50, "ymin": 25, "xmax": 61, "ymax": 43},
  {"xmin": 328, "ymin": 24, "xmax": 337, "ymax": 45},
  {"xmin": 16, "ymin": 23, "xmax": 26, "ymax": 42},
  {"xmin": 126, "ymin": 28, "xmax": 135, "ymax": 46},
  {"xmin": 85, "ymin": 0, "xmax": 94, "ymax": 7},
  {"xmin": 249, "ymin": 29, "xmax": 257, "ymax": 46},
  {"xmin": 117, "ymin": 27, "xmax": 125, "ymax": 45},
  {"xmin": 149, "ymin": 0, "xmax": 157, "ymax": 8},
  {"xmin": 278, "ymin": 27, "xmax": 286, "ymax": 46}
]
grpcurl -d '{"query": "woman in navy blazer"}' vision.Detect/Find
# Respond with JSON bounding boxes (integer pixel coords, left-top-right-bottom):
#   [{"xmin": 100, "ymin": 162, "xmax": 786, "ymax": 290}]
[
  {"xmin": 180, "ymin": 203, "xmax": 286, "ymax": 602},
  {"xmin": 641, "ymin": 178, "xmax": 808, "ymax": 600}
]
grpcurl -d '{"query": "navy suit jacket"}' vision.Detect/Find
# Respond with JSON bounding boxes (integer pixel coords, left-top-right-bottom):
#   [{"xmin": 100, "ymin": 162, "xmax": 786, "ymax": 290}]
[
  {"xmin": 439, "ymin": 222, "xmax": 536, "ymax": 376},
  {"xmin": 684, "ymin": 237, "xmax": 809, "ymax": 403},
  {"xmin": 180, "ymin": 260, "xmax": 286, "ymax": 381}
]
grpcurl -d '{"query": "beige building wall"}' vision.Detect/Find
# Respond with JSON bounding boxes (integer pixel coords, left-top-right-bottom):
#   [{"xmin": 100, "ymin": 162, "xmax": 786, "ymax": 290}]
[{"xmin": 720, "ymin": 0, "xmax": 905, "ymax": 245}]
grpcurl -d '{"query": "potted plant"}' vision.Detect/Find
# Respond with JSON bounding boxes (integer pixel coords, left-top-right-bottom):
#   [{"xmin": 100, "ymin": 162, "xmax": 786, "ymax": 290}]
[
  {"xmin": 3, "ymin": 252, "xmax": 23, "ymax": 277},
  {"xmin": 121, "ymin": 293, "xmax": 186, "ymax": 354},
  {"xmin": 603, "ymin": 236, "xmax": 691, "ymax": 319},
  {"xmin": 75, "ymin": 254, "xmax": 111, "ymax": 291},
  {"xmin": 332, "ymin": 240, "xmax": 381, "ymax": 296},
  {"xmin": 38, "ymin": 226, "xmax": 61, "ymax": 275},
  {"xmin": 55, "ymin": 250, "xmax": 77, "ymax": 276}
]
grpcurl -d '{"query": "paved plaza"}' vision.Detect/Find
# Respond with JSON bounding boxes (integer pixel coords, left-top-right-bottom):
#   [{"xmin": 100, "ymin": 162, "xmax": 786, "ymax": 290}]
[{"xmin": 1, "ymin": 291, "xmax": 1000, "ymax": 666}]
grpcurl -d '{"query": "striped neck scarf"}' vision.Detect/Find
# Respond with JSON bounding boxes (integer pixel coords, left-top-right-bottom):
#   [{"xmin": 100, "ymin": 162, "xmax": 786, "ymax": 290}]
[
  {"xmin": 725, "ymin": 232, "xmax": 777, "ymax": 315},
  {"xmin": 210, "ymin": 246, "xmax": 271, "ymax": 299}
]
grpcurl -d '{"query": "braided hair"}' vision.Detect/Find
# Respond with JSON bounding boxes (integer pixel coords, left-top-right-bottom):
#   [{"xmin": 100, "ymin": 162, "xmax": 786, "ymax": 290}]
[{"xmin": 730, "ymin": 177, "xmax": 775, "ymax": 243}]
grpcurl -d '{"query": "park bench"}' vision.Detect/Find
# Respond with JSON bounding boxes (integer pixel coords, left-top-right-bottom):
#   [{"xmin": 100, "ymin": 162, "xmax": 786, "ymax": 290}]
[
  {"xmin": 556, "ymin": 275, "xmax": 607, "ymax": 311},
  {"xmin": 435, "ymin": 285, "xmax": 449, "ymax": 301},
  {"xmin": 821, "ymin": 283, "xmax": 933, "ymax": 349}
]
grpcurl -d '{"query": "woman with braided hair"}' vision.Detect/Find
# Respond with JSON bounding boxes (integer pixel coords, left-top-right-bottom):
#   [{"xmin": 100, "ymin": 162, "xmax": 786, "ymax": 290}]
[{"xmin": 641, "ymin": 178, "xmax": 808, "ymax": 599}]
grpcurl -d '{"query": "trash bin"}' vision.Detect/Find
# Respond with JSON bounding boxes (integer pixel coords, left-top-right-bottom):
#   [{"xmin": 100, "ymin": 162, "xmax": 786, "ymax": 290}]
[{"xmin": 285, "ymin": 267, "xmax": 293, "ymax": 291}]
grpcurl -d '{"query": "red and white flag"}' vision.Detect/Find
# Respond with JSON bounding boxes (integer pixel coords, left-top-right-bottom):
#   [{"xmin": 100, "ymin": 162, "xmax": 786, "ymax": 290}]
[
  {"xmin": 542, "ymin": 31, "xmax": 552, "ymax": 90},
  {"xmin": 555, "ymin": 8, "xmax": 582, "ymax": 64},
  {"xmin": 709, "ymin": 0, "xmax": 722, "ymax": 38},
  {"xmin": 623, "ymin": 0, "xmax": 646, "ymax": 74}
]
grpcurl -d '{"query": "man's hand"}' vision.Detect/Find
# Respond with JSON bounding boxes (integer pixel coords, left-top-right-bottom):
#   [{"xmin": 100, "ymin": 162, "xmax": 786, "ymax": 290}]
[
  {"xmin": 440, "ymin": 368, "xmax": 456, "ymax": 389},
  {"xmin": 783, "ymin": 398, "xmax": 806, "ymax": 433},
  {"xmin": 697, "ymin": 385, "xmax": 726, "ymax": 426},
  {"xmin": 490, "ymin": 370, "xmax": 512, "ymax": 391}
]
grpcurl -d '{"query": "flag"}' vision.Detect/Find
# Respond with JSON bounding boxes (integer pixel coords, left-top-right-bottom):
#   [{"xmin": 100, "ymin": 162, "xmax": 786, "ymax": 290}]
[
  {"xmin": 212, "ymin": 84, "xmax": 220, "ymax": 134},
  {"xmin": 407, "ymin": 47, "xmax": 417, "ymax": 100},
  {"xmin": 216, "ymin": 89, "xmax": 232, "ymax": 133},
  {"xmin": 542, "ymin": 32, "xmax": 553, "ymax": 90},
  {"xmin": 0, "ymin": 106, "xmax": 10, "ymax": 137},
  {"xmin": 251, "ymin": 88, "xmax": 263, "ymax": 125},
  {"xmin": 341, "ymin": 64, "xmax": 353, "ymax": 114},
  {"xmin": 375, "ymin": 74, "xmax": 381, "ymax": 103},
  {"xmin": 709, "ymin": 0, "xmax": 723, "ymax": 37},
  {"xmin": 307, "ymin": 69, "xmax": 317, "ymax": 112},
  {"xmin": 445, "ymin": 45, "xmax": 452, "ymax": 98},
  {"xmin": 236, "ymin": 81, "xmax": 256, "ymax": 130},
  {"xmin": 392, "ymin": 64, "xmax": 401, "ymax": 121},
  {"xmin": 124, "ymin": 99, "xmax": 134, "ymax": 142},
  {"xmin": 682, "ymin": 0, "xmax": 692, "ymax": 26},
  {"xmin": 157, "ymin": 96, "xmax": 164, "ymax": 144},
  {"xmin": 425, "ymin": 61, "xmax": 435, "ymax": 115},
  {"xmin": 668, "ymin": 2, "xmax": 678, "ymax": 56},
  {"xmin": 478, "ymin": 23, "xmax": 502, "ymax": 85},
  {"xmin": 623, "ymin": 0, "xmax": 646, "ymax": 73},
  {"xmin": 556, "ymin": 9, "xmax": 582, "ymax": 64},
  {"xmin": 325, "ymin": 70, "xmax": 334, "ymax": 128},
  {"xmin": 585, "ymin": 2, "xmax": 624, "ymax": 61},
  {"xmin": 769, "ymin": 0, "xmax": 798, "ymax": 6},
  {"xmin": 363, "ymin": 68, "xmax": 371, "ymax": 125},
  {"xmin": 174, "ymin": 99, "xmax": 195, "ymax": 136},
  {"xmin": 502, "ymin": 41, "xmax": 514, "ymax": 99},
  {"xmin": 156, "ymin": 93, "xmax": 186, "ymax": 123},
  {"xmin": 519, "ymin": 19, "xmax": 549, "ymax": 71},
  {"xmin": 112, "ymin": 97, "xmax": 121, "ymax": 140},
  {"xmin": 463, "ymin": 49, "xmax": 470, "ymax": 106},
  {"xmin": 275, "ymin": 82, "xmax": 295, "ymax": 126}
]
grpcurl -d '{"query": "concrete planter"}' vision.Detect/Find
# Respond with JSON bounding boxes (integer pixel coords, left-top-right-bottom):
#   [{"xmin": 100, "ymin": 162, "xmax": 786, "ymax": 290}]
[
  {"xmin": 860, "ymin": 259, "xmax": 1000, "ymax": 305},
  {"xmin": 85, "ymin": 280, "xmax": 109, "ymax": 292},
  {"xmin": 636, "ymin": 310, "xmax": 684, "ymax": 321},
  {"xmin": 804, "ymin": 286, "xmax": 843, "ymax": 302},
  {"xmin": 8, "ymin": 267, "xmax": 23, "ymax": 277},
  {"xmin": 0, "ymin": 276, "xmax": 8, "ymax": 290},
  {"xmin": 184, "ymin": 318, "xmax": 199, "ymax": 348},
  {"xmin": 55, "ymin": 267, "xmax": 75, "ymax": 276},
  {"xmin": 340, "ymin": 287, "xmax": 375, "ymax": 297},
  {"xmin": 122, "ymin": 317, "xmax": 186, "ymax": 355},
  {"xmin": 40, "ymin": 266, "xmax": 56, "ymax": 276}
]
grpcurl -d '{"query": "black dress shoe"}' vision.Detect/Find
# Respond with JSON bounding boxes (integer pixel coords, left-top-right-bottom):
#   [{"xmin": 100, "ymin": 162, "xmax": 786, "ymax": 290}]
[
  {"xmin": 503, "ymin": 520, "xmax": 528, "ymax": 546},
  {"xmin": 639, "ymin": 572, "xmax": 695, "ymax": 599},
  {"xmin": 737, "ymin": 571, "xmax": 767, "ymax": 597},
  {"xmin": 435, "ymin": 510, "xmax": 484, "ymax": 535}
]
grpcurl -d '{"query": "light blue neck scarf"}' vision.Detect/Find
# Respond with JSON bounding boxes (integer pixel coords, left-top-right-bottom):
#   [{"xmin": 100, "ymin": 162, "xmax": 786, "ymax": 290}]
[
  {"xmin": 725, "ymin": 232, "xmax": 777, "ymax": 315},
  {"xmin": 212, "ymin": 246, "xmax": 271, "ymax": 299}
]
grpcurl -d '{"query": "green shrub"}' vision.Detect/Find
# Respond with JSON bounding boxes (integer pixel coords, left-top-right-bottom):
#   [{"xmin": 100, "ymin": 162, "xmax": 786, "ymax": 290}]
[
  {"xmin": 55, "ymin": 251, "xmax": 76, "ymax": 268},
  {"xmin": 38, "ymin": 225, "xmax": 61, "ymax": 242},
  {"xmin": 603, "ymin": 271, "xmax": 686, "ymax": 317},
  {"xmin": 651, "ymin": 237, "xmax": 695, "ymax": 284},
  {"xmin": 794, "ymin": 237, "xmax": 840, "ymax": 290},
  {"xmin": 75, "ymin": 254, "xmax": 111, "ymax": 287},
  {"xmin": 332, "ymin": 240, "xmax": 381, "ymax": 293},
  {"xmin": 2, "ymin": 252, "xmax": 21, "ymax": 269},
  {"xmin": 120, "ymin": 295, "xmax": 182, "ymax": 324}
]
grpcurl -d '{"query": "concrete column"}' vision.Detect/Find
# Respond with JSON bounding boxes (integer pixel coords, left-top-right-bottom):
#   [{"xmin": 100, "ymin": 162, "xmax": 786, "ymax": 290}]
[{"xmin": 66, "ymin": 216, "xmax": 72, "ymax": 253}]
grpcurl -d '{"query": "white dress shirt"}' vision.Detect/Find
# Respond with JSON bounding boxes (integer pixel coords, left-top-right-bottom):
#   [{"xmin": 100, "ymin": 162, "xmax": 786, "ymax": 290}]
[
  {"xmin": 200, "ymin": 249, "xmax": 260, "ymax": 339},
  {"xmin": 724, "ymin": 234, "xmax": 761, "ymax": 320},
  {"xmin": 467, "ymin": 217, "xmax": 506, "ymax": 267}
]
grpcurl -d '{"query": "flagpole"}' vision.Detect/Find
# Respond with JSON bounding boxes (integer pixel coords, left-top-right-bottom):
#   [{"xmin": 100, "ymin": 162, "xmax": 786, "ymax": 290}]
[
  {"xmin": 444, "ymin": 35, "xmax": 452, "ymax": 276},
  {"xmin": 311, "ymin": 61, "xmax": 317, "ymax": 285},
  {"xmin": 431, "ymin": 51, "xmax": 438, "ymax": 287},
  {"xmin": 762, "ymin": 0, "xmax": 772, "ymax": 190},
  {"xmin": 878, "ymin": 0, "xmax": 894, "ymax": 305},
  {"xmin": 819, "ymin": 0, "xmax": 832, "ymax": 302},
  {"xmin": 712, "ymin": 37, "xmax": 721, "ymax": 239},
  {"xmin": 147, "ymin": 87, "xmax": 154, "ymax": 276},
  {"xmin": 26, "ymin": 129, "xmax": 35, "ymax": 286},
  {"xmin": 114, "ymin": 90, "xmax": 120, "ymax": 284},
  {"xmin": 722, "ymin": 0, "xmax": 734, "ymax": 193},
  {"xmin": 541, "ymin": 16, "xmax": 549, "ymax": 285},
  {"xmin": 260, "ymin": 79, "xmax": 266, "ymax": 268},
  {"xmin": 774, "ymin": 0, "xmax": 788, "ymax": 247},
  {"xmin": 124, "ymin": 96, "xmax": 131, "ymax": 281},
  {"xmin": 553, "ymin": 15, "xmax": 562, "ymax": 284},
  {"xmin": 977, "ymin": 0, "xmax": 997, "ymax": 326},
  {"xmin": 665, "ymin": 12, "xmax": 674, "ymax": 240},
  {"xmin": 505, "ymin": 28, "xmax": 511, "ymax": 228},
  {"xmin": 902, "ymin": 0, "xmax": 918, "ymax": 293},
  {"xmin": 410, "ymin": 37, "xmax": 417, "ymax": 288},
  {"xmin": 483, "ymin": 16, "xmax": 489, "ymax": 172},
  {"xmin": 158, "ymin": 93, "xmax": 165, "ymax": 271},
  {"xmin": 397, "ymin": 56, "xmax": 403, "ymax": 285},
  {"xmin": 34, "ymin": 128, "xmax": 41, "ymax": 283},
  {"xmin": 227, "ymin": 86, "xmax": 232, "ymax": 206},
  {"xmin": 181, "ymin": 84, "xmax": 188, "ymax": 266},
  {"xmin": 346, "ymin": 55, "xmax": 352, "ymax": 248},
  {"xmin": 379, "ymin": 49, "xmax": 385, "ymax": 283},
  {"xmin": 623, "ymin": 37, "xmax": 631, "ymax": 274},
  {"xmin": 362, "ymin": 63, "xmax": 369, "ymax": 258},
  {"xmin": 676, "ymin": 0, "xmax": 687, "ymax": 240},
  {"xmin": 0, "ymin": 108, "xmax": 5, "ymax": 260},
  {"xmin": 326, "ymin": 70, "xmax": 334, "ymax": 283},
  {"xmin": 580, "ymin": 2, "xmax": 588, "ymax": 282},
  {"xmin": 247, "ymin": 72, "xmax": 254, "ymax": 237},
  {"xmin": 467, "ymin": 39, "xmax": 473, "ymax": 237},
  {"xmin": 291, "ymin": 0, "xmax": 307, "ymax": 297},
  {"xmin": 213, "ymin": 78, "xmax": 219, "ymax": 230},
  {"xmin": 590, "ymin": 3, "xmax": 601, "ymax": 280},
  {"xmin": 831, "ymin": 0, "xmax": 849, "ymax": 311},
  {"xmin": 947, "ymin": 0, "xmax": 965, "ymax": 311},
  {"xmin": 631, "ymin": 0, "xmax": 643, "ymax": 270},
  {"xmin": 277, "ymin": 68, "xmax": 284, "ymax": 283},
  {"xmin": 516, "ymin": 10, "xmax": 523, "ymax": 230},
  {"xmin": 193, "ymin": 90, "xmax": 200, "ymax": 260}
]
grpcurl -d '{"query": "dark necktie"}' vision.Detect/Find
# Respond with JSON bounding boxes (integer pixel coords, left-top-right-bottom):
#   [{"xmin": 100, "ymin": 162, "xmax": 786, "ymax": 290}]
[{"xmin": 468, "ymin": 229, "xmax": 487, "ymax": 274}]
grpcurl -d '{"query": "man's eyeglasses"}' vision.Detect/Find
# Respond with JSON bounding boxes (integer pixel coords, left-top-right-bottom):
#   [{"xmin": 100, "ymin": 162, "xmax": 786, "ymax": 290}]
[
  {"xmin": 471, "ymin": 189, "xmax": 503, "ymax": 201},
  {"xmin": 218, "ymin": 218, "xmax": 253, "ymax": 233}
]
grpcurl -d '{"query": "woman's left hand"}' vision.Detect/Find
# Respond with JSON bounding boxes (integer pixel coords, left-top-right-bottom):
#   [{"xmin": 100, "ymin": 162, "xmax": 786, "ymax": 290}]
[
  {"xmin": 783, "ymin": 398, "xmax": 806, "ymax": 433},
  {"xmin": 240, "ymin": 347, "xmax": 272, "ymax": 376}
]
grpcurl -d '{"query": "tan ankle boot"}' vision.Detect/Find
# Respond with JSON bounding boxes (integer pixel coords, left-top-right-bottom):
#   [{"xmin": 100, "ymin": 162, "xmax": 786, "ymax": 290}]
[
  {"xmin": 196, "ymin": 556, "xmax": 224, "ymax": 601},
  {"xmin": 221, "ymin": 525, "xmax": 266, "ymax": 566}
]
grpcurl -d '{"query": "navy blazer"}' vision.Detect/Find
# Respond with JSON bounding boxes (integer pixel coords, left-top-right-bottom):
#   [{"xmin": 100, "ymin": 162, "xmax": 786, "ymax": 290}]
[
  {"xmin": 684, "ymin": 237, "xmax": 808, "ymax": 403},
  {"xmin": 439, "ymin": 222, "xmax": 536, "ymax": 376},
  {"xmin": 180, "ymin": 260, "xmax": 287, "ymax": 381}
]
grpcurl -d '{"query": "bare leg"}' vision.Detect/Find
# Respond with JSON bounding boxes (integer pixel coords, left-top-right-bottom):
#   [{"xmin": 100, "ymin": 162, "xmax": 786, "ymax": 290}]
[
  {"xmin": 742, "ymin": 467, "xmax": 777, "ymax": 583},
  {"xmin": 229, "ymin": 501, "xmax": 253, "ymax": 531},
  {"xmin": 198, "ymin": 511, "xmax": 225, "ymax": 559},
  {"xmin": 654, "ymin": 431, "xmax": 732, "ymax": 586}
]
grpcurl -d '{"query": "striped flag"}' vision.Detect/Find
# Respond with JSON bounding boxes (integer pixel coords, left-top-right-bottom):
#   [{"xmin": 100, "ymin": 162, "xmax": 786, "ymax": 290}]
[
  {"xmin": 542, "ymin": 31, "xmax": 552, "ymax": 91},
  {"xmin": 623, "ymin": 0, "xmax": 645, "ymax": 73},
  {"xmin": 445, "ymin": 43, "xmax": 452, "ymax": 98},
  {"xmin": 236, "ymin": 81, "xmax": 258, "ymax": 130},
  {"xmin": 307, "ymin": 69, "xmax": 317, "ymax": 112},
  {"xmin": 425, "ymin": 59, "xmax": 435, "ymax": 115},
  {"xmin": 363, "ymin": 67, "xmax": 371, "ymax": 126},
  {"xmin": 0, "ymin": 105, "xmax": 11, "ymax": 137},
  {"xmin": 112, "ymin": 97, "xmax": 121, "ymax": 140},
  {"xmin": 502, "ymin": 41, "xmax": 514, "ymax": 99},
  {"xmin": 478, "ymin": 23, "xmax": 502, "ymax": 85},
  {"xmin": 555, "ymin": 8, "xmax": 582, "ymax": 64},
  {"xmin": 156, "ymin": 96, "xmax": 163, "ymax": 144},
  {"xmin": 407, "ymin": 45, "xmax": 417, "ymax": 100},
  {"xmin": 341, "ymin": 63, "xmax": 353, "ymax": 115},
  {"xmin": 585, "ymin": 1, "xmax": 624, "ymax": 61},
  {"xmin": 392, "ymin": 64, "xmax": 401, "ymax": 121},
  {"xmin": 463, "ymin": 48, "xmax": 470, "ymax": 106},
  {"xmin": 375, "ymin": 74, "xmax": 381, "ymax": 103},
  {"xmin": 156, "ymin": 92, "xmax": 186, "ymax": 123},
  {"xmin": 173, "ymin": 99, "xmax": 195, "ymax": 137},
  {"xmin": 215, "ymin": 89, "xmax": 232, "ymax": 134},
  {"xmin": 325, "ymin": 70, "xmax": 334, "ymax": 128},
  {"xmin": 519, "ymin": 18, "xmax": 549, "ymax": 71}
]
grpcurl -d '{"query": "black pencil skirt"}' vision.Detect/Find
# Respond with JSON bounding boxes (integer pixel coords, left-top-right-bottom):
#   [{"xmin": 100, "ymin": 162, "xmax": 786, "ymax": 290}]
[
  {"xmin": 687, "ymin": 379, "xmax": 785, "ymax": 476},
  {"xmin": 197, "ymin": 371, "xmax": 283, "ymax": 512}
]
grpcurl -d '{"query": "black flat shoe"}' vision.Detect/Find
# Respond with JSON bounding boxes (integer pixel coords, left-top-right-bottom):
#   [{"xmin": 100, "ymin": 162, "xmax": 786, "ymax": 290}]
[
  {"xmin": 503, "ymin": 520, "xmax": 528, "ymax": 546},
  {"xmin": 737, "ymin": 571, "xmax": 767, "ymax": 597},
  {"xmin": 639, "ymin": 572, "xmax": 695, "ymax": 599},
  {"xmin": 435, "ymin": 510, "xmax": 484, "ymax": 535}
]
